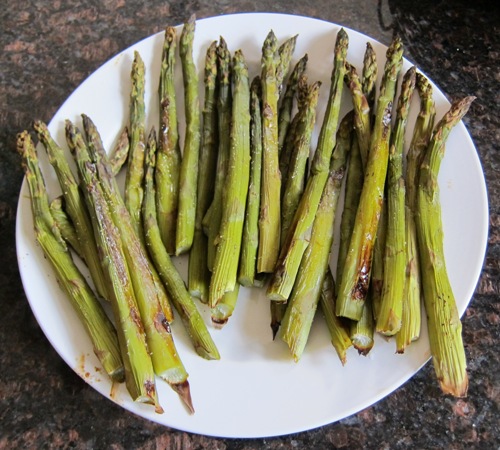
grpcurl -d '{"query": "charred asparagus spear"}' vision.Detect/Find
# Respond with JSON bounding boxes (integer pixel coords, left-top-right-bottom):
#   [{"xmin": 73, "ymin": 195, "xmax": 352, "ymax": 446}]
[
  {"xmin": 415, "ymin": 95, "xmax": 475, "ymax": 397},
  {"xmin": 257, "ymin": 30, "xmax": 282, "ymax": 273},
  {"xmin": 156, "ymin": 26, "xmax": 182, "ymax": 255},
  {"xmin": 396, "ymin": 72, "xmax": 436, "ymax": 353},
  {"xmin": 33, "ymin": 120, "xmax": 108, "ymax": 301},
  {"xmin": 143, "ymin": 129, "xmax": 220, "ymax": 360},
  {"xmin": 188, "ymin": 40, "xmax": 219, "ymax": 301},
  {"xmin": 208, "ymin": 49, "xmax": 251, "ymax": 308},
  {"xmin": 336, "ymin": 37, "xmax": 404, "ymax": 321},
  {"xmin": 376, "ymin": 66, "xmax": 417, "ymax": 336},
  {"xmin": 176, "ymin": 14, "xmax": 201, "ymax": 255},
  {"xmin": 239, "ymin": 76, "xmax": 263, "ymax": 287},
  {"xmin": 280, "ymin": 108, "xmax": 350, "ymax": 361},
  {"xmin": 17, "ymin": 131, "xmax": 124, "ymax": 383},
  {"xmin": 124, "ymin": 51, "xmax": 147, "ymax": 239},
  {"xmin": 361, "ymin": 42, "xmax": 378, "ymax": 111},
  {"xmin": 267, "ymin": 28, "xmax": 349, "ymax": 302}
]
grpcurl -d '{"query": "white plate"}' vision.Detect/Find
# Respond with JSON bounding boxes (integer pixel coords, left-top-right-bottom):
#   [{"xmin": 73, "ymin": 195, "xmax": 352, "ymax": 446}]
[{"xmin": 16, "ymin": 13, "xmax": 488, "ymax": 438}]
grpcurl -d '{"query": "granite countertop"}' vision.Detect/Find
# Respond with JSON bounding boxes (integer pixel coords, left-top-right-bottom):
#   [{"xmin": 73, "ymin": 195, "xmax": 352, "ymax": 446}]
[{"xmin": 1, "ymin": 1, "xmax": 499, "ymax": 448}]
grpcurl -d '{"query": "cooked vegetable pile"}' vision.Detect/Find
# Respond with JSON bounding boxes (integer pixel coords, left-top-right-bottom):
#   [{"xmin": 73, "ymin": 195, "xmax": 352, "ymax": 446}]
[{"xmin": 17, "ymin": 14, "xmax": 474, "ymax": 413}]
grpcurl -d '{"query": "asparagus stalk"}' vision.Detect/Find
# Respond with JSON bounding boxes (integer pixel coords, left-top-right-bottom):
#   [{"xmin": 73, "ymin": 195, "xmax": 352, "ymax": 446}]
[
  {"xmin": 33, "ymin": 120, "xmax": 108, "ymax": 301},
  {"xmin": 336, "ymin": 37, "xmax": 404, "ymax": 321},
  {"xmin": 188, "ymin": 41, "xmax": 219, "ymax": 301},
  {"xmin": 73, "ymin": 117, "xmax": 174, "ymax": 325},
  {"xmin": 109, "ymin": 126, "xmax": 129, "ymax": 176},
  {"xmin": 280, "ymin": 121, "xmax": 349, "ymax": 360},
  {"xmin": 124, "ymin": 51, "xmax": 147, "ymax": 239},
  {"xmin": 257, "ymin": 30, "xmax": 282, "ymax": 273},
  {"xmin": 176, "ymin": 14, "xmax": 201, "ymax": 255},
  {"xmin": 80, "ymin": 159, "xmax": 161, "ymax": 410},
  {"xmin": 376, "ymin": 66, "xmax": 417, "ymax": 336},
  {"xmin": 415, "ymin": 95, "xmax": 475, "ymax": 397},
  {"xmin": 17, "ymin": 131, "xmax": 124, "ymax": 383},
  {"xmin": 239, "ymin": 76, "xmax": 263, "ymax": 287},
  {"xmin": 270, "ymin": 77, "xmax": 312, "ymax": 336},
  {"xmin": 143, "ymin": 129, "xmax": 220, "ymax": 360},
  {"xmin": 280, "ymin": 79, "xmax": 322, "ymax": 244},
  {"xmin": 345, "ymin": 63, "xmax": 371, "ymax": 169},
  {"xmin": 49, "ymin": 197, "xmax": 83, "ymax": 260},
  {"xmin": 318, "ymin": 269, "xmax": 352, "ymax": 365},
  {"xmin": 156, "ymin": 26, "xmax": 182, "ymax": 255},
  {"xmin": 277, "ymin": 54, "xmax": 308, "ymax": 157},
  {"xmin": 205, "ymin": 37, "xmax": 232, "ymax": 270},
  {"xmin": 396, "ymin": 73, "xmax": 436, "ymax": 352},
  {"xmin": 208, "ymin": 49, "xmax": 251, "ymax": 308},
  {"xmin": 370, "ymin": 198, "xmax": 387, "ymax": 321},
  {"xmin": 267, "ymin": 28, "xmax": 349, "ymax": 302}
]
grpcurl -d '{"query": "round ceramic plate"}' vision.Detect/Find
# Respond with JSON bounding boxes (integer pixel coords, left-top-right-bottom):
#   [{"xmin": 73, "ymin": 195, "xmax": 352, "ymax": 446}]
[{"xmin": 16, "ymin": 13, "xmax": 488, "ymax": 438}]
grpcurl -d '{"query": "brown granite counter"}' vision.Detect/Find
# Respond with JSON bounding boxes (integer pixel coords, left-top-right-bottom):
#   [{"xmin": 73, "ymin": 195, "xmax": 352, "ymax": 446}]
[{"xmin": 1, "ymin": 1, "xmax": 499, "ymax": 448}]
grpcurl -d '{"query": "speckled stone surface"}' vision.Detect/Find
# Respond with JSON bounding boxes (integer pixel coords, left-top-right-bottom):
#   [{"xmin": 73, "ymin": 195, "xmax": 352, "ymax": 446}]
[{"xmin": 1, "ymin": 1, "xmax": 499, "ymax": 448}]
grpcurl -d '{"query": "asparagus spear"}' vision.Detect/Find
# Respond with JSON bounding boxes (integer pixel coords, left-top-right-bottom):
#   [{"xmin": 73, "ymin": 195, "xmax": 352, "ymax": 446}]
[
  {"xmin": 336, "ymin": 37, "xmax": 404, "ymax": 321},
  {"xmin": 257, "ymin": 30, "xmax": 282, "ymax": 273},
  {"xmin": 318, "ymin": 269, "xmax": 352, "ymax": 365},
  {"xmin": 156, "ymin": 26, "xmax": 182, "ymax": 255},
  {"xmin": 49, "ymin": 197, "xmax": 83, "ymax": 260},
  {"xmin": 337, "ymin": 43, "xmax": 376, "ymax": 287},
  {"xmin": 76, "ymin": 116, "xmax": 174, "ymax": 323},
  {"xmin": 277, "ymin": 54, "xmax": 308, "ymax": 157},
  {"xmin": 109, "ymin": 126, "xmax": 129, "ymax": 176},
  {"xmin": 33, "ymin": 120, "xmax": 108, "ymax": 301},
  {"xmin": 280, "ymin": 79, "xmax": 322, "ymax": 244},
  {"xmin": 345, "ymin": 63, "xmax": 371, "ymax": 169},
  {"xmin": 176, "ymin": 14, "xmax": 201, "ymax": 255},
  {"xmin": 143, "ymin": 129, "xmax": 220, "ymax": 360},
  {"xmin": 17, "ymin": 131, "xmax": 124, "ymax": 383},
  {"xmin": 280, "ymin": 120, "xmax": 349, "ymax": 360},
  {"xmin": 188, "ymin": 40, "xmax": 219, "ymax": 301},
  {"xmin": 239, "ymin": 76, "xmax": 263, "ymax": 287},
  {"xmin": 267, "ymin": 28, "xmax": 349, "ymax": 301},
  {"xmin": 396, "ymin": 73, "xmax": 436, "ymax": 352},
  {"xmin": 80, "ymin": 159, "xmax": 161, "ymax": 410},
  {"xmin": 208, "ymin": 49, "xmax": 251, "ymax": 308},
  {"xmin": 415, "ymin": 95, "xmax": 475, "ymax": 397},
  {"xmin": 124, "ymin": 51, "xmax": 147, "ymax": 239},
  {"xmin": 205, "ymin": 37, "xmax": 232, "ymax": 271},
  {"xmin": 376, "ymin": 66, "xmax": 417, "ymax": 336}
]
